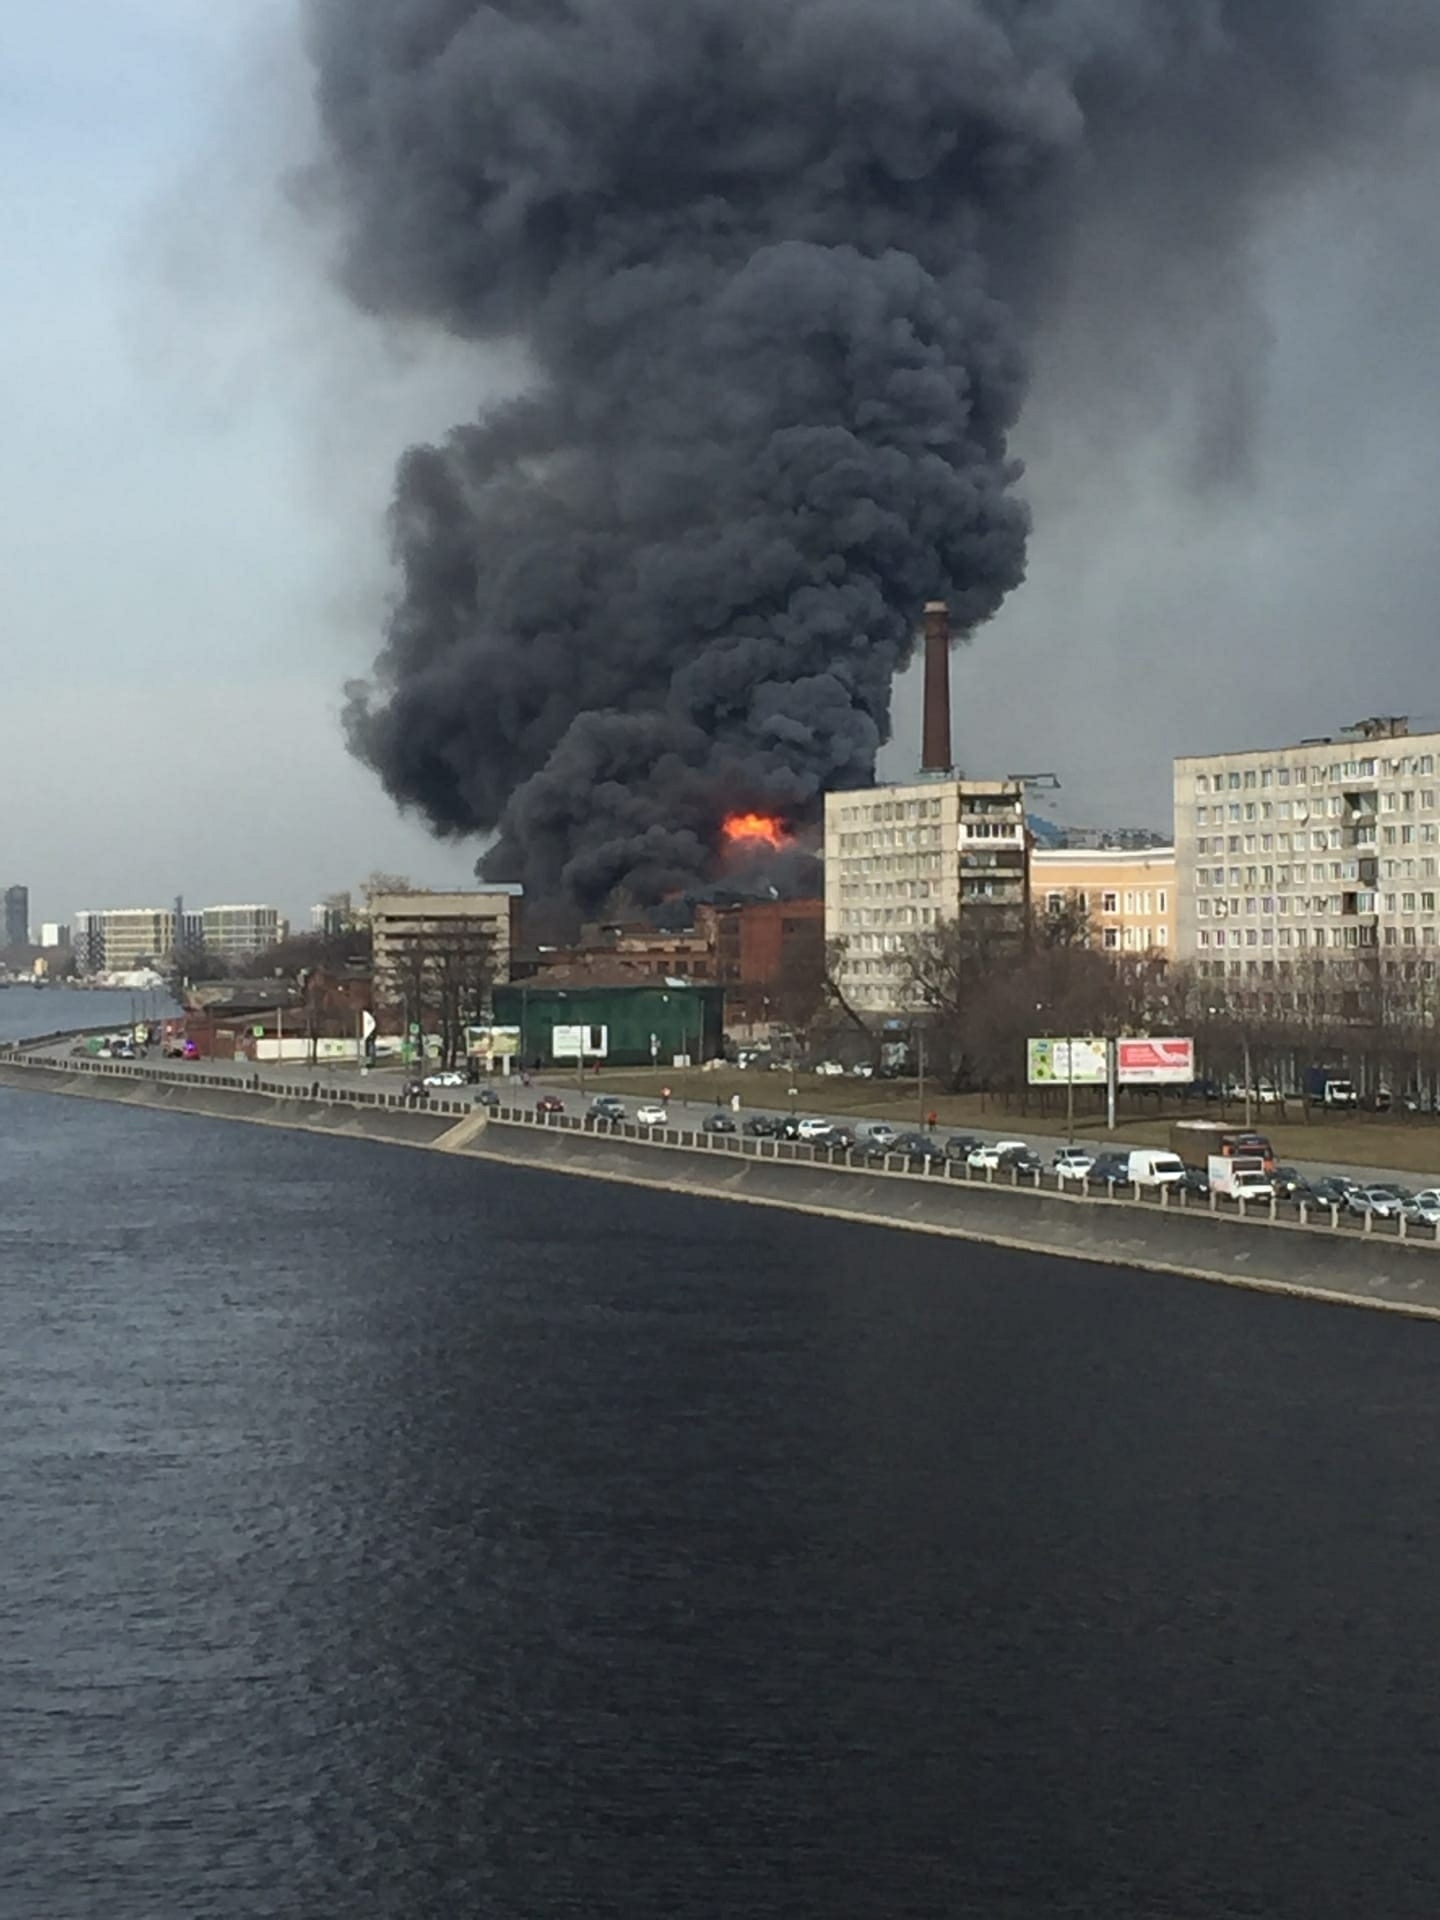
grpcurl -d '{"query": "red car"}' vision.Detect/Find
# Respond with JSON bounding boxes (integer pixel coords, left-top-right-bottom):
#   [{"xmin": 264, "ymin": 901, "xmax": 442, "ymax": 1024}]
[{"xmin": 536, "ymin": 1094, "xmax": 565, "ymax": 1116}]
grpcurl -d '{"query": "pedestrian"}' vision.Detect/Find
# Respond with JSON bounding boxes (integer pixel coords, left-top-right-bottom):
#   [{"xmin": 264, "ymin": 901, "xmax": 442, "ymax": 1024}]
[
  {"xmin": 927, "ymin": 1109, "xmax": 938, "ymax": 1130},
  {"xmin": 730, "ymin": 1092, "xmax": 741, "ymax": 1113}
]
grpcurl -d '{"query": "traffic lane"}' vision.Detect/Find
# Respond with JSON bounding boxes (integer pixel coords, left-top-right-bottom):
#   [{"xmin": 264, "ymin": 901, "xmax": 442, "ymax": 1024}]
[
  {"xmin": 501, "ymin": 1078, "xmax": 1440, "ymax": 1198},
  {"xmin": 23, "ymin": 1043, "xmax": 1440, "ymax": 1196}
]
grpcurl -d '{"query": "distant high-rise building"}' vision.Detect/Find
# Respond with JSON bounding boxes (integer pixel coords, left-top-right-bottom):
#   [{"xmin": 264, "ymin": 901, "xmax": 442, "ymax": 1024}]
[
  {"xmin": 73, "ymin": 908, "xmax": 176, "ymax": 974},
  {"xmin": 200, "ymin": 905, "xmax": 283, "ymax": 965},
  {"xmin": 3, "ymin": 885, "xmax": 29, "ymax": 947},
  {"xmin": 311, "ymin": 891, "xmax": 354, "ymax": 937},
  {"xmin": 39, "ymin": 922, "xmax": 71, "ymax": 950}
]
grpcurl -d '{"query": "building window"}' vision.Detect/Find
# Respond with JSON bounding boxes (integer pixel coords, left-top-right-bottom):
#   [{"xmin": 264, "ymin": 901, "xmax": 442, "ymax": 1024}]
[
  {"xmin": 1101, "ymin": 891, "xmax": 1117, "ymax": 913},
  {"xmin": 1102, "ymin": 927, "xmax": 1119, "ymax": 950},
  {"xmin": 1157, "ymin": 891, "xmax": 1168, "ymax": 913},
  {"xmin": 1045, "ymin": 893, "xmax": 1064, "ymax": 914}
]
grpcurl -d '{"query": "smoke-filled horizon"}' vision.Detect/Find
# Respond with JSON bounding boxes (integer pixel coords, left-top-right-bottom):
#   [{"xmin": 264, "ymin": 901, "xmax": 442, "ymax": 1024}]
[{"xmin": 306, "ymin": 0, "xmax": 1440, "ymax": 906}]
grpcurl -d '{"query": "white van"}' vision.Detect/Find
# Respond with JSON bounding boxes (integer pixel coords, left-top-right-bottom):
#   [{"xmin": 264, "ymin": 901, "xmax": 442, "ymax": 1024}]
[{"xmin": 1126, "ymin": 1150, "xmax": 1186, "ymax": 1189}]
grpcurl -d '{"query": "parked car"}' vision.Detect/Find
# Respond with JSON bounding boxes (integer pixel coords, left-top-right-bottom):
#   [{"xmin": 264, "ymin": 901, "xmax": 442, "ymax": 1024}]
[
  {"xmin": 475, "ymin": 1086, "xmax": 501, "ymax": 1108},
  {"xmin": 794, "ymin": 1117, "xmax": 833, "ymax": 1142},
  {"xmin": 703, "ymin": 1113, "xmax": 737, "ymax": 1134},
  {"xmin": 861, "ymin": 1122, "xmax": 900, "ymax": 1151},
  {"xmin": 1052, "ymin": 1147, "xmax": 1096, "ymax": 1182},
  {"xmin": 425, "ymin": 1069, "xmax": 467, "ymax": 1089},
  {"xmin": 1086, "ymin": 1152, "xmax": 1135, "ymax": 1189},
  {"xmin": 1404, "ymin": 1188, "xmax": 1440, "ymax": 1224},
  {"xmin": 1346, "ymin": 1184, "xmax": 1407, "ymax": 1219},
  {"xmin": 966, "ymin": 1139, "xmax": 1029, "ymax": 1172},
  {"xmin": 536, "ymin": 1094, "xmax": 565, "ymax": 1116},
  {"xmin": 850, "ymin": 1062, "xmax": 875, "ymax": 1078},
  {"xmin": 636, "ymin": 1102, "xmax": 669, "ymax": 1126},
  {"xmin": 1178, "ymin": 1165, "xmax": 1211, "ymax": 1200},
  {"xmin": 893, "ymin": 1131, "xmax": 947, "ymax": 1167},
  {"xmin": 822, "ymin": 1124, "xmax": 857, "ymax": 1151},
  {"xmin": 588, "ymin": 1094, "xmax": 626, "ymax": 1123},
  {"xmin": 813, "ymin": 1060, "xmax": 846, "ymax": 1077},
  {"xmin": 742, "ymin": 1114, "xmax": 779, "ymax": 1137},
  {"xmin": 996, "ymin": 1145, "xmax": 1045, "ymax": 1180},
  {"xmin": 945, "ymin": 1134, "xmax": 983, "ymax": 1162}
]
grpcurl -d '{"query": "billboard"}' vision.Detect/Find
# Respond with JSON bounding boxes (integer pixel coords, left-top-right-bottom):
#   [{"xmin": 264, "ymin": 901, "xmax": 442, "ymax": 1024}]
[
  {"xmin": 467, "ymin": 1025, "xmax": 521, "ymax": 1058},
  {"xmin": 1117, "ymin": 1037, "xmax": 1194, "ymax": 1085},
  {"xmin": 1027, "ymin": 1038, "xmax": 1108, "ymax": 1086},
  {"xmin": 553, "ymin": 1023, "xmax": 608, "ymax": 1060}
]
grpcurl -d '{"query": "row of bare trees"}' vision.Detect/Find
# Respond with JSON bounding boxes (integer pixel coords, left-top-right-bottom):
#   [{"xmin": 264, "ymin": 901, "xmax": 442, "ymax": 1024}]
[
  {"xmin": 824, "ymin": 903, "xmax": 1440, "ymax": 1110},
  {"xmin": 386, "ymin": 922, "xmax": 498, "ymax": 1068}
]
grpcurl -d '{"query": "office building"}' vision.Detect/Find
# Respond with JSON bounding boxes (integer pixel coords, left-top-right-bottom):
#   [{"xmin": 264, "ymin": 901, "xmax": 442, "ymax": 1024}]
[
  {"xmin": 823, "ymin": 776, "xmax": 1027, "ymax": 1011},
  {"xmin": 370, "ymin": 888, "xmax": 522, "ymax": 1011},
  {"xmin": 200, "ymin": 904, "xmax": 283, "ymax": 964},
  {"xmin": 1031, "ymin": 847, "xmax": 1175, "ymax": 956},
  {"xmin": 73, "ymin": 908, "xmax": 177, "ymax": 974},
  {"xmin": 311, "ymin": 892, "xmax": 354, "ymax": 937},
  {"xmin": 1175, "ymin": 716, "xmax": 1440, "ymax": 983},
  {"xmin": 3, "ymin": 885, "xmax": 29, "ymax": 947},
  {"xmin": 39, "ymin": 923, "xmax": 71, "ymax": 950}
]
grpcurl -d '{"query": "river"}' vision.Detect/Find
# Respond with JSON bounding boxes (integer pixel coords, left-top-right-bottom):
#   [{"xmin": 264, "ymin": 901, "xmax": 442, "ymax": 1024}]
[{"xmin": 5, "ymin": 996, "xmax": 1440, "ymax": 1915}]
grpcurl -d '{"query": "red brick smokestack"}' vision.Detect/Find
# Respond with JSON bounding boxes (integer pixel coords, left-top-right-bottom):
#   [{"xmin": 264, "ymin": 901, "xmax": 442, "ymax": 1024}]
[{"xmin": 920, "ymin": 599, "xmax": 952, "ymax": 774}]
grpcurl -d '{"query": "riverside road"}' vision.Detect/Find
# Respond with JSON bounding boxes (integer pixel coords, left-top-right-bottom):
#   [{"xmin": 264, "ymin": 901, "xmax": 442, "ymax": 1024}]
[{"xmin": 24, "ymin": 1037, "xmax": 1440, "ymax": 1201}]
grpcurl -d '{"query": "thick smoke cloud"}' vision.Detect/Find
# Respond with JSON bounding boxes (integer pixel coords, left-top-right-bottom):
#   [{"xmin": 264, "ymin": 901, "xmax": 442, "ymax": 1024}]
[{"xmin": 306, "ymin": 0, "xmax": 1440, "ymax": 906}]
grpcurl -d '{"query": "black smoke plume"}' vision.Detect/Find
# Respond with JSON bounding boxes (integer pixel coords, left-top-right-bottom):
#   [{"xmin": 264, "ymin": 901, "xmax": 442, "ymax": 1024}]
[{"xmin": 307, "ymin": 0, "xmax": 1439, "ymax": 906}]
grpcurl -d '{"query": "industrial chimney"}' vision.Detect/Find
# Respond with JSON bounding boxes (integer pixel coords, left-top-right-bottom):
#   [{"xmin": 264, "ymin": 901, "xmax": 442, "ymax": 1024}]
[{"xmin": 920, "ymin": 600, "xmax": 952, "ymax": 776}]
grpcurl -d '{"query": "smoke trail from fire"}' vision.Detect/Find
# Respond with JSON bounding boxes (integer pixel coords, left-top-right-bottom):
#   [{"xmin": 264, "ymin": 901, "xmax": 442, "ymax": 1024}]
[{"xmin": 306, "ymin": 0, "xmax": 1439, "ymax": 905}]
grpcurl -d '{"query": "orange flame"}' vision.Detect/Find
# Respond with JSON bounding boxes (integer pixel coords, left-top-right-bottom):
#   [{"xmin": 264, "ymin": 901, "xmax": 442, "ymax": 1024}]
[{"xmin": 722, "ymin": 812, "xmax": 791, "ymax": 851}]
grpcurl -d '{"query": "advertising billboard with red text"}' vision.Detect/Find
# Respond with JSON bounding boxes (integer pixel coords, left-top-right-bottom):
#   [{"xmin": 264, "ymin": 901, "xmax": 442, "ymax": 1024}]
[{"xmin": 1116, "ymin": 1037, "xmax": 1194, "ymax": 1085}]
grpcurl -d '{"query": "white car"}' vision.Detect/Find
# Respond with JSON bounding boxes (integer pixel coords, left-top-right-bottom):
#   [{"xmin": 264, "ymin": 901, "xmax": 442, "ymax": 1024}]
[
  {"xmin": 636, "ymin": 1102, "xmax": 669, "ymax": 1126},
  {"xmin": 813, "ymin": 1061, "xmax": 846, "ymax": 1076},
  {"xmin": 1052, "ymin": 1148, "xmax": 1095, "ymax": 1182},
  {"xmin": 850, "ymin": 1062, "xmax": 874, "ymax": 1078},
  {"xmin": 795, "ymin": 1117, "xmax": 834, "ymax": 1140},
  {"xmin": 967, "ymin": 1139, "xmax": 1030, "ymax": 1172},
  {"xmin": 424, "ymin": 1070, "xmax": 467, "ymax": 1088},
  {"xmin": 1404, "ymin": 1188, "xmax": 1440, "ymax": 1223}
]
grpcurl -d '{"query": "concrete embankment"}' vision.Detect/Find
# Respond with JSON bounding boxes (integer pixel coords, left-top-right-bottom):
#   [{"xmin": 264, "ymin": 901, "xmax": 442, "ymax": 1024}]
[{"xmin": 3, "ymin": 1056, "xmax": 1439, "ymax": 1319}]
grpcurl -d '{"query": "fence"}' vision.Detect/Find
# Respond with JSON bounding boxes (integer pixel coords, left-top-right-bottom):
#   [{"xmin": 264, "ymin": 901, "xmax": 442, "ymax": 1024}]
[{"xmin": 2, "ymin": 1041, "xmax": 1436, "ymax": 1250}]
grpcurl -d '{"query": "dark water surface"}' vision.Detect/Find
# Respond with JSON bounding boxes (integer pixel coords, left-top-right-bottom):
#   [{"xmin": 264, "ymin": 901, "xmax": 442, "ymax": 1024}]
[{"xmin": 5, "ymin": 1085, "xmax": 1440, "ymax": 1918}]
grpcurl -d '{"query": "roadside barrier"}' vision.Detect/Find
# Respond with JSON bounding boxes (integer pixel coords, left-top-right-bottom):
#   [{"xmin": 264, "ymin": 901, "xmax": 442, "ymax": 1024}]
[{"xmin": 3, "ymin": 1044, "xmax": 1436, "ymax": 1250}]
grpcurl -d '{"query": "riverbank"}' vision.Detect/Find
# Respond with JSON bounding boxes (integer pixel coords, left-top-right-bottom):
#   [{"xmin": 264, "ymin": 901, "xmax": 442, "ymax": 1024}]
[{"xmin": 3, "ymin": 1051, "xmax": 1439, "ymax": 1321}]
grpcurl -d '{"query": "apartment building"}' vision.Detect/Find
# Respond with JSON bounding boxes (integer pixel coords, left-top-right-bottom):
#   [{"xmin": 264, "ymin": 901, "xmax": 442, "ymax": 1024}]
[
  {"xmin": 1175, "ymin": 717, "xmax": 1440, "ymax": 984},
  {"xmin": 74, "ymin": 907, "xmax": 176, "ymax": 973},
  {"xmin": 1031, "ymin": 847, "xmax": 1175, "ymax": 957},
  {"xmin": 823, "ymin": 777, "xmax": 1027, "ymax": 1011},
  {"xmin": 200, "ymin": 904, "xmax": 284, "ymax": 964}
]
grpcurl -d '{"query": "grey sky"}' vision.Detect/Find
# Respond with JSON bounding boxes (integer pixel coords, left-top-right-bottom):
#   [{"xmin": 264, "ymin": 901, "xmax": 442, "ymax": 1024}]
[{"xmin": 5, "ymin": 7, "xmax": 1439, "ymax": 928}]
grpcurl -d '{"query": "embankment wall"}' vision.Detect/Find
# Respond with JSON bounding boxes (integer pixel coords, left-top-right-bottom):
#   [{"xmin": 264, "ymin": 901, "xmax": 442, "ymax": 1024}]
[{"xmin": 4, "ymin": 1055, "xmax": 1440, "ymax": 1318}]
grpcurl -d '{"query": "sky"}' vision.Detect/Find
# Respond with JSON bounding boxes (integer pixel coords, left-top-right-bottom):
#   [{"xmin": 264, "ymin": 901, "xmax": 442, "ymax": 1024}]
[{"xmin": 4, "ymin": 5, "xmax": 1439, "ymax": 930}]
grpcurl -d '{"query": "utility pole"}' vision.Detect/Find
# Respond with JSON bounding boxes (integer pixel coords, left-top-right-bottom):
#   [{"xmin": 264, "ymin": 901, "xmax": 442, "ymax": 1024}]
[
  {"xmin": 1106, "ymin": 1035, "xmax": 1117, "ymax": 1135},
  {"xmin": 1243, "ymin": 1033, "xmax": 1254, "ymax": 1130},
  {"xmin": 1066, "ymin": 1035, "xmax": 1075, "ymax": 1145},
  {"xmin": 917, "ymin": 1023, "xmax": 926, "ymax": 1129}
]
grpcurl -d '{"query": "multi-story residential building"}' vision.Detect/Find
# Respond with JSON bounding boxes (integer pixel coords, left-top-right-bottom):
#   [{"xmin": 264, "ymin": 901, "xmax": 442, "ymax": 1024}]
[
  {"xmin": 1031, "ymin": 847, "xmax": 1175, "ymax": 957},
  {"xmin": 1175, "ymin": 716, "xmax": 1440, "ymax": 989},
  {"xmin": 824, "ymin": 777, "xmax": 1027, "ymax": 1012},
  {"xmin": 370, "ymin": 888, "xmax": 522, "ymax": 1014},
  {"xmin": 3, "ymin": 885, "xmax": 29, "ymax": 947},
  {"xmin": 200, "ymin": 904, "xmax": 283, "ymax": 964},
  {"xmin": 73, "ymin": 908, "xmax": 177, "ymax": 974}
]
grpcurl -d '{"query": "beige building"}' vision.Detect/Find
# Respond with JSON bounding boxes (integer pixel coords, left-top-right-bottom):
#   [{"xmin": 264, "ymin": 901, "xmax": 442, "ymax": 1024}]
[
  {"xmin": 824, "ymin": 777, "xmax": 1026, "ymax": 1011},
  {"xmin": 74, "ymin": 908, "xmax": 176, "ymax": 974},
  {"xmin": 1031, "ymin": 847, "xmax": 1175, "ymax": 956},
  {"xmin": 370, "ymin": 888, "xmax": 522, "ymax": 1009},
  {"xmin": 201, "ymin": 904, "xmax": 284, "ymax": 964},
  {"xmin": 1175, "ymin": 716, "xmax": 1440, "ymax": 984}
]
